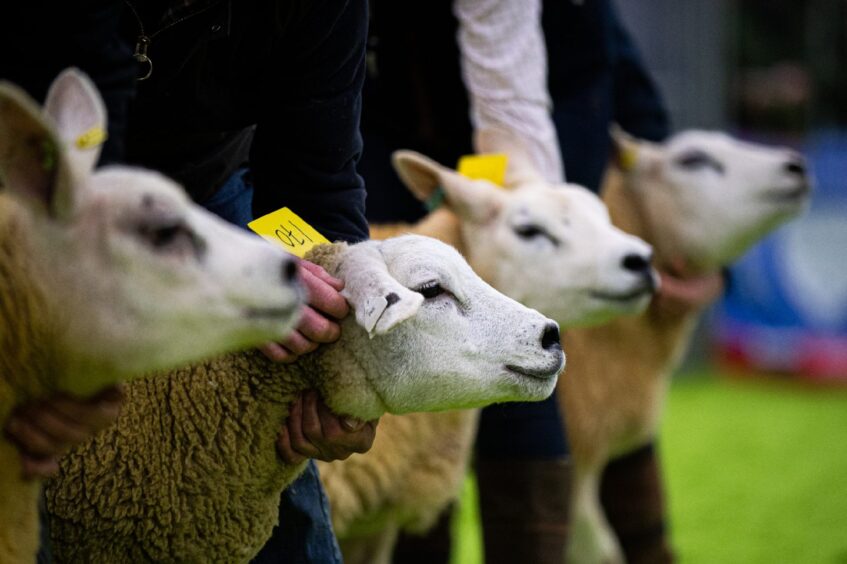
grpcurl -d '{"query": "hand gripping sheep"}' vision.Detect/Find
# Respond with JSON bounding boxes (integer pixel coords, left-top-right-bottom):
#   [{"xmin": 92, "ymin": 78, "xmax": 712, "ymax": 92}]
[
  {"xmin": 562, "ymin": 128, "xmax": 812, "ymax": 564},
  {"xmin": 44, "ymin": 234, "xmax": 564, "ymax": 563},
  {"xmin": 0, "ymin": 71, "xmax": 302, "ymax": 564},
  {"xmin": 320, "ymin": 129, "xmax": 658, "ymax": 564}
]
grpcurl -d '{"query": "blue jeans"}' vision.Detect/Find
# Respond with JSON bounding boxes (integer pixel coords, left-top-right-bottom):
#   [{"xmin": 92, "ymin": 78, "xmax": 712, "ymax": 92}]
[{"xmin": 207, "ymin": 168, "xmax": 342, "ymax": 564}]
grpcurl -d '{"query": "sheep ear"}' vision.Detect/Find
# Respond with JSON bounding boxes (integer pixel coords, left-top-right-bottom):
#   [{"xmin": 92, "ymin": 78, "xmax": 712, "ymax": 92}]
[
  {"xmin": 0, "ymin": 79, "xmax": 75, "ymax": 219},
  {"xmin": 609, "ymin": 124, "xmax": 661, "ymax": 175},
  {"xmin": 392, "ymin": 150, "xmax": 506, "ymax": 224},
  {"xmin": 44, "ymin": 68, "xmax": 107, "ymax": 180},
  {"xmin": 338, "ymin": 242, "xmax": 424, "ymax": 338},
  {"xmin": 474, "ymin": 128, "xmax": 544, "ymax": 187}
]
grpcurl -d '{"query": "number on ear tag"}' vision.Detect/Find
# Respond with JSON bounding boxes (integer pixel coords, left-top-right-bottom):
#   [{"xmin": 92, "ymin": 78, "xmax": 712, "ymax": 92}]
[
  {"xmin": 457, "ymin": 153, "xmax": 509, "ymax": 187},
  {"xmin": 248, "ymin": 207, "xmax": 330, "ymax": 258}
]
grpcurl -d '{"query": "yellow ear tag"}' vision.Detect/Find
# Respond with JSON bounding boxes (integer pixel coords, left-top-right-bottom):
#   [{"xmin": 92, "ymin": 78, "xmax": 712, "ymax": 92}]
[
  {"xmin": 618, "ymin": 144, "xmax": 639, "ymax": 172},
  {"xmin": 248, "ymin": 207, "xmax": 330, "ymax": 258},
  {"xmin": 457, "ymin": 153, "xmax": 509, "ymax": 187},
  {"xmin": 75, "ymin": 126, "xmax": 108, "ymax": 150}
]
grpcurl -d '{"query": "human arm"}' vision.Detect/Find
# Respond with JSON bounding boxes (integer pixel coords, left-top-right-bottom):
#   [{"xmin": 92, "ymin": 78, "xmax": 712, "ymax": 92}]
[
  {"xmin": 454, "ymin": 0, "xmax": 564, "ymax": 182},
  {"xmin": 609, "ymin": 4, "xmax": 670, "ymax": 143},
  {"xmin": 3, "ymin": 387, "xmax": 124, "ymax": 479}
]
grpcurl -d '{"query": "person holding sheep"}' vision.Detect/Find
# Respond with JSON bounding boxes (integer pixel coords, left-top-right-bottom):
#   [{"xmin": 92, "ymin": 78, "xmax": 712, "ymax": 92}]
[{"xmin": 1, "ymin": 0, "xmax": 376, "ymax": 561}]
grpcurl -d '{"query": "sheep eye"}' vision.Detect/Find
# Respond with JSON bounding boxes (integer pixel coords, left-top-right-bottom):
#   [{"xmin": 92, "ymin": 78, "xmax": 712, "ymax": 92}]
[
  {"xmin": 675, "ymin": 151, "xmax": 725, "ymax": 174},
  {"xmin": 138, "ymin": 219, "xmax": 204, "ymax": 257},
  {"xmin": 513, "ymin": 224, "xmax": 560, "ymax": 247},
  {"xmin": 415, "ymin": 282, "xmax": 445, "ymax": 299},
  {"xmin": 514, "ymin": 225, "xmax": 544, "ymax": 239}
]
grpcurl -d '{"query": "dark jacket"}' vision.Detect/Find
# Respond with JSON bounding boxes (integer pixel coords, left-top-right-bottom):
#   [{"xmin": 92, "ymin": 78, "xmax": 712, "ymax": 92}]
[{"xmin": 0, "ymin": 0, "xmax": 369, "ymax": 243}]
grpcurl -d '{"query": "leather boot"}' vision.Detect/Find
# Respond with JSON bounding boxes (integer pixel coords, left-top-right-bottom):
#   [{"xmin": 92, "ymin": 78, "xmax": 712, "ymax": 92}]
[
  {"xmin": 391, "ymin": 507, "xmax": 453, "ymax": 564},
  {"xmin": 476, "ymin": 458, "xmax": 571, "ymax": 564},
  {"xmin": 600, "ymin": 442, "xmax": 674, "ymax": 564}
]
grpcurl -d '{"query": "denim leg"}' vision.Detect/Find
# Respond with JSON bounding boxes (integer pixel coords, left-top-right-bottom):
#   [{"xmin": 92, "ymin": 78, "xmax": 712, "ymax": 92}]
[{"xmin": 251, "ymin": 461, "xmax": 343, "ymax": 564}]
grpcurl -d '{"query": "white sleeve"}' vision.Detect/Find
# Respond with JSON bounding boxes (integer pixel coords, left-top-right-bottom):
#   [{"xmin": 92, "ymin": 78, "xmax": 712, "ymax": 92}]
[{"xmin": 454, "ymin": 0, "xmax": 565, "ymax": 183}]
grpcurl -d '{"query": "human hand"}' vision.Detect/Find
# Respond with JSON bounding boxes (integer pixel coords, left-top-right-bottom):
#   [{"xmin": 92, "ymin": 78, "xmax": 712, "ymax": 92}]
[
  {"xmin": 260, "ymin": 259, "xmax": 350, "ymax": 363},
  {"xmin": 276, "ymin": 390, "xmax": 378, "ymax": 465},
  {"xmin": 3, "ymin": 385, "xmax": 125, "ymax": 480}
]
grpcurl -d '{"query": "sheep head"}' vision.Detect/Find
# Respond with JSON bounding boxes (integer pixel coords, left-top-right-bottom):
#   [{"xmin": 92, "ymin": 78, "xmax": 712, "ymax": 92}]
[
  {"xmin": 0, "ymin": 69, "xmax": 304, "ymax": 396},
  {"xmin": 392, "ymin": 131, "xmax": 657, "ymax": 328},
  {"xmin": 308, "ymin": 235, "xmax": 565, "ymax": 420},
  {"xmin": 609, "ymin": 127, "xmax": 812, "ymax": 273}
]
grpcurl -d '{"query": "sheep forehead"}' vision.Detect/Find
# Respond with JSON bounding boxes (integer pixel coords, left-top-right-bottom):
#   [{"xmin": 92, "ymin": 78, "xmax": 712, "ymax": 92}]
[
  {"xmin": 508, "ymin": 183, "xmax": 609, "ymax": 226},
  {"xmin": 88, "ymin": 166, "xmax": 192, "ymax": 216},
  {"xmin": 379, "ymin": 235, "xmax": 484, "ymax": 290},
  {"xmin": 665, "ymin": 129, "xmax": 783, "ymax": 166}
]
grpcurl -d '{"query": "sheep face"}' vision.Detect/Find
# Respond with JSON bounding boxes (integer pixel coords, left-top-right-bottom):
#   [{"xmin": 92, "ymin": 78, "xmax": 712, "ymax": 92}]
[
  {"xmin": 325, "ymin": 235, "xmax": 565, "ymax": 420},
  {"xmin": 0, "ymin": 70, "xmax": 303, "ymax": 395},
  {"xmin": 392, "ymin": 147, "xmax": 657, "ymax": 329},
  {"xmin": 613, "ymin": 128, "xmax": 812, "ymax": 272}
]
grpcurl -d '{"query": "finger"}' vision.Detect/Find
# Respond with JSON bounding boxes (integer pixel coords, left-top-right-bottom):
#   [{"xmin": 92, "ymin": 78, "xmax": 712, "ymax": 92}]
[
  {"xmin": 300, "ymin": 260, "xmax": 344, "ymax": 291},
  {"xmin": 300, "ymin": 267, "xmax": 350, "ymax": 320},
  {"xmin": 20, "ymin": 455, "xmax": 60, "ymax": 480},
  {"xmin": 4, "ymin": 416, "xmax": 65, "ymax": 458},
  {"xmin": 339, "ymin": 416, "xmax": 366, "ymax": 433},
  {"xmin": 300, "ymin": 391, "xmax": 327, "ymax": 449},
  {"xmin": 17, "ymin": 404, "xmax": 89, "ymax": 447},
  {"xmin": 346, "ymin": 420, "xmax": 378, "ymax": 454},
  {"xmin": 279, "ymin": 330, "xmax": 318, "ymax": 357},
  {"xmin": 275, "ymin": 426, "xmax": 307, "ymax": 466},
  {"xmin": 286, "ymin": 396, "xmax": 321, "ymax": 459},
  {"xmin": 49, "ymin": 390, "xmax": 124, "ymax": 431},
  {"xmin": 259, "ymin": 342, "xmax": 298, "ymax": 364},
  {"xmin": 296, "ymin": 306, "xmax": 341, "ymax": 344}
]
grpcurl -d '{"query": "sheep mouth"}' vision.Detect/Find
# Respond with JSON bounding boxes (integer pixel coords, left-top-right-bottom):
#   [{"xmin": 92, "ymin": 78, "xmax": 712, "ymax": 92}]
[
  {"xmin": 506, "ymin": 362, "xmax": 561, "ymax": 381},
  {"xmin": 765, "ymin": 183, "xmax": 811, "ymax": 204},
  {"xmin": 590, "ymin": 285, "xmax": 654, "ymax": 303}
]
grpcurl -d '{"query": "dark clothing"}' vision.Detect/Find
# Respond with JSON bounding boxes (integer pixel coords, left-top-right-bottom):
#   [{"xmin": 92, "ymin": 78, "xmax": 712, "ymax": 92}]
[
  {"xmin": 543, "ymin": 0, "xmax": 670, "ymax": 190},
  {"xmin": 0, "ymin": 0, "xmax": 369, "ymax": 243}
]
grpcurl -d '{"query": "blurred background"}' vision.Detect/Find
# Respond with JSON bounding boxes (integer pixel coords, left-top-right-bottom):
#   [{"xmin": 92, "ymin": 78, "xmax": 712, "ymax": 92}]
[
  {"xmin": 594, "ymin": 2, "xmax": 846, "ymax": 562},
  {"xmin": 450, "ymin": 2, "xmax": 847, "ymax": 563}
]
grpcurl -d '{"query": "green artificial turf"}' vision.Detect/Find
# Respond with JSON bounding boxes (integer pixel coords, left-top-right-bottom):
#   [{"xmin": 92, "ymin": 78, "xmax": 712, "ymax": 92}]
[{"xmin": 451, "ymin": 370, "xmax": 847, "ymax": 564}]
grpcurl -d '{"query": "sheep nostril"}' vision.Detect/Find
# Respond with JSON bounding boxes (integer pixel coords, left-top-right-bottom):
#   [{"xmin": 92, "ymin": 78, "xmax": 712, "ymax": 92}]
[
  {"xmin": 784, "ymin": 159, "xmax": 807, "ymax": 177},
  {"xmin": 622, "ymin": 253, "xmax": 651, "ymax": 273},
  {"xmin": 541, "ymin": 323, "xmax": 561, "ymax": 351},
  {"xmin": 282, "ymin": 259, "xmax": 299, "ymax": 284}
]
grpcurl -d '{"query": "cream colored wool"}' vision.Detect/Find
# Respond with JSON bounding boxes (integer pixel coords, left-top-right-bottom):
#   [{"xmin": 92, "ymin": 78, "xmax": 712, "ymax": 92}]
[
  {"xmin": 45, "ymin": 236, "xmax": 563, "ymax": 563},
  {"xmin": 0, "ymin": 69, "xmax": 301, "ymax": 564},
  {"xmin": 562, "ymin": 129, "xmax": 812, "ymax": 564},
  {"xmin": 321, "ymin": 135, "xmax": 657, "ymax": 564}
]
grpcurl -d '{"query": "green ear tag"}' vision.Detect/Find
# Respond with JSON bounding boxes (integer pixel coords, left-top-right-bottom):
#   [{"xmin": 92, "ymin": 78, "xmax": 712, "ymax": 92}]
[
  {"xmin": 425, "ymin": 186, "xmax": 446, "ymax": 211},
  {"xmin": 41, "ymin": 139, "xmax": 57, "ymax": 172}
]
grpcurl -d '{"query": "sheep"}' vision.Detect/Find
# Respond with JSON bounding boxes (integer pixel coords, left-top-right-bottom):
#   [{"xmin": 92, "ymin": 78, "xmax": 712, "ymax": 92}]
[
  {"xmin": 562, "ymin": 128, "xmax": 813, "ymax": 564},
  {"xmin": 319, "ymin": 130, "xmax": 658, "ymax": 564},
  {"xmin": 0, "ymin": 70, "xmax": 302, "ymax": 564},
  {"xmin": 43, "ymin": 233, "xmax": 565, "ymax": 563}
]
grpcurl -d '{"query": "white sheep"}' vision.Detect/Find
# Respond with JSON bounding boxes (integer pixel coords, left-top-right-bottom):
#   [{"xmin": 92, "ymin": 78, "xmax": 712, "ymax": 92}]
[
  {"xmin": 562, "ymin": 128, "xmax": 812, "ymax": 564},
  {"xmin": 319, "ymin": 130, "xmax": 658, "ymax": 564},
  {"xmin": 0, "ymin": 70, "xmax": 302, "ymax": 564},
  {"xmin": 44, "ymin": 233, "xmax": 564, "ymax": 563}
]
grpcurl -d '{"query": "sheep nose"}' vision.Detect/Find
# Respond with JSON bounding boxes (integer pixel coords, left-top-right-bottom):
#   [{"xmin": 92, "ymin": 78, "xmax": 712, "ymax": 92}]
[
  {"xmin": 784, "ymin": 156, "xmax": 807, "ymax": 177},
  {"xmin": 282, "ymin": 258, "xmax": 299, "ymax": 284},
  {"xmin": 541, "ymin": 323, "xmax": 561, "ymax": 351},
  {"xmin": 622, "ymin": 252, "xmax": 652, "ymax": 274}
]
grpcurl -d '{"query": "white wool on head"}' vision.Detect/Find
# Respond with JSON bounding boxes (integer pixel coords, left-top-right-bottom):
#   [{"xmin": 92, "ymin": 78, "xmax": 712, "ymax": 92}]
[{"xmin": 317, "ymin": 235, "xmax": 565, "ymax": 420}]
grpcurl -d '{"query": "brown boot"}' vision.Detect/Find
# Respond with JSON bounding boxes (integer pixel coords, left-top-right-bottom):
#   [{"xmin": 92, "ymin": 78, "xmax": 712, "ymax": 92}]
[
  {"xmin": 391, "ymin": 507, "xmax": 453, "ymax": 564},
  {"xmin": 600, "ymin": 442, "xmax": 674, "ymax": 564},
  {"xmin": 476, "ymin": 458, "xmax": 571, "ymax": 564}
]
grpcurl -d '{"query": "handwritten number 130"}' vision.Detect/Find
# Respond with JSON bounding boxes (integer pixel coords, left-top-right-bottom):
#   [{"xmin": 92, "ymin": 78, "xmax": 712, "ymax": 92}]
[{"xmin": 274, "ymin": 221, "xmax": 314, "ymax": 248}]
